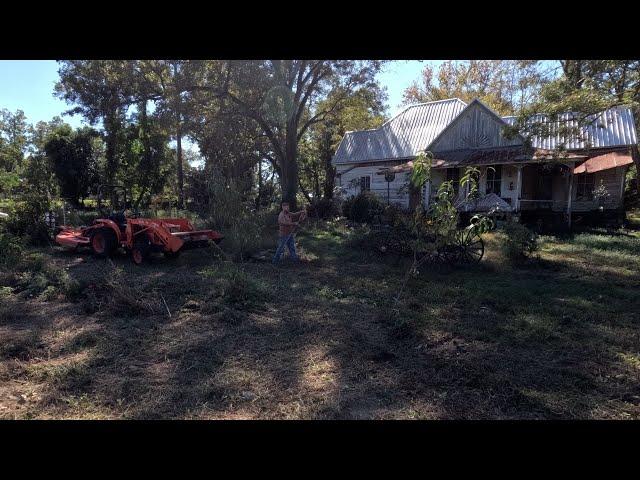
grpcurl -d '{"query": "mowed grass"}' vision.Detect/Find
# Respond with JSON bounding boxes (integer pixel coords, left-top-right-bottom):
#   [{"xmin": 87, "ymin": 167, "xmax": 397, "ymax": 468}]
[{"xmin": 0, "ymin": 220, "xmax": 639, "ymax": 419}]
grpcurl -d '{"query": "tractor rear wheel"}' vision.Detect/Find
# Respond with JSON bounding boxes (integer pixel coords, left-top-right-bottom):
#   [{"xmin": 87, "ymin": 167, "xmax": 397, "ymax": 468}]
[
  {"xmin": 91, "ymin": 228, "xmax": 117, "ymax": 257},
  {"xmin": 131, "ymin": 237, "xmax": 152, "ymax": 265}
]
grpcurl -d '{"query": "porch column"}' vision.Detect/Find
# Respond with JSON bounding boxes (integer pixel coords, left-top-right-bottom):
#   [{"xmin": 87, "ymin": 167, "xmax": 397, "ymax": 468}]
[
  {"xmin": 566, "ymin": 167, "xmax": 574, "ymax": 228},
  {"xmin": 515, "ymin": 166, "xmax": 523, "ymax": 212}
]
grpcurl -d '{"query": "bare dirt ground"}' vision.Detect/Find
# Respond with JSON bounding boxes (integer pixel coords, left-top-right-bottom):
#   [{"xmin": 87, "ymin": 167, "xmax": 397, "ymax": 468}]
[{"xmin": 1, "ymin": 224, "xmax": 639, "ymax": 419}]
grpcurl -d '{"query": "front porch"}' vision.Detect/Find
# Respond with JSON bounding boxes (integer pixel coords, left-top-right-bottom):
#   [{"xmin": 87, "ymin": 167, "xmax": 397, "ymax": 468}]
[{"xmin": 425, "ymin": 162, "xmax": 579, "ymax": 217}]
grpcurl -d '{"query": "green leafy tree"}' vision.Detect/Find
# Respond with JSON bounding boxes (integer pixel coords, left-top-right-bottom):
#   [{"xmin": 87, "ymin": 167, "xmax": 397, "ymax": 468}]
[
  {"xmin": 55, "ymin": 61, "xmax": 137, "ymax": 183},
  {"xmin": 44, "ymin": 125, "xmax": 101, "ymax": 206},
  {"xmin": 300, "ymin": 85, "xmax": 387, "ymax": 202},
  {"xmin": 0, "ymin": 108, "xmax": 29, "ymax": 172},
  {"xmin": 181, "ymin": 60, "xmax": 385, "ymax": 209},
  {"xmin": 22, "ymin": 117, "xmax": 67, "ymax": 198},
  {"xmin": 117, "ymin": 118, "xmax": 173, "ymax": 208},
  {"xmin": 403, "ymin": 60, "xmax": 550, "ymax": 115},
  {"xmin": 135, "ymin": 60, "xmax": 193, "ymax": 208}
]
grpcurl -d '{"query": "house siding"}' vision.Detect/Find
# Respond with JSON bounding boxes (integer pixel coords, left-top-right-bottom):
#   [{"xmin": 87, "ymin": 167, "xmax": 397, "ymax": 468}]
[
  {"xmin": 337, "ymin": 164, "xmax": 410, "ymax": 208},
  {"xmin": 570, "ymin": 166, "xmax": 626, "ymax": 212}
]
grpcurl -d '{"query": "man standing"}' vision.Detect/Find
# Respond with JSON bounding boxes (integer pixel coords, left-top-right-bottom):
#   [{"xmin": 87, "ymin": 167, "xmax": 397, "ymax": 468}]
[{"xmin": 272, "ymin": 201, "xmax": 306, "ymax": 264}]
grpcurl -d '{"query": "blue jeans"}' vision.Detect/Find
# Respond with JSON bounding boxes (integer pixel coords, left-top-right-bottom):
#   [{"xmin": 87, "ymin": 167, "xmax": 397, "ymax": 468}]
[{"xmin": 272, "ymin": 234, "xmax": 298, "ymax": 263}]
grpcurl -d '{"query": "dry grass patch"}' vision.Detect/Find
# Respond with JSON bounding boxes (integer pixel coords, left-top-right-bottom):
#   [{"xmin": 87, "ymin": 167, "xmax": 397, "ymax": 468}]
[{"xmin": 0, "ymin": 222, "xmax": 638, "ymax": 419}]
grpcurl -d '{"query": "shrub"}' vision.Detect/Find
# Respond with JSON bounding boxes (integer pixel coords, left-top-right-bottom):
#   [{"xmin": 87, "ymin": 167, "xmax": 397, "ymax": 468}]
[
  {"xmin": 212, "ymin": 208, "xmax": 278, "ymax": 262},
  {"xmin": 341, "ymin": 195, "xmax": 355, "ymax": 218},
  {"xmin": 382, "ymin": 204, "xmax": 407, "ymax": 227},
  {"xmin": 500, "ymin": 221, "xmax": 539, "ymax": 262},
  {"xmin": 80, "ymin": 264, "xmax": 164, "ymax": 316},
  {"xmin": 307, "ymin": 198, "xmax": 340, "ymax": 220},
  {"xmin": 6, "ymin": 194, "xmax": 51, "ymax": 245},
  {"xmin": 200, "ymin": 263, "xmax": 270, "ymax": 315},
  {"xmin": 347, "ymin": 192, "xmax": 385, "ymax": 223},
  {"xmin": 203, "ymin": 176, "xmax": 250, "ymax": 231},
  {"xmin": 0, "ymin": 228, "xmax": 23, "ymax": 268}
]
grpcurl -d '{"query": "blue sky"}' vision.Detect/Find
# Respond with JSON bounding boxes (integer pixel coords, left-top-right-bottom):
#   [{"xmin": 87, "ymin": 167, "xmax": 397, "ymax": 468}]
[
  {"xmin": 0, "ymin": 60, "xmax": 431, "ymax": 127},
  {"xmin": 378, "ymin": 60, "xmax": 442, "ymax": 114},
  {"xmin": 0, "ymin": 60, "xmax": 84, "ymax": 128}
]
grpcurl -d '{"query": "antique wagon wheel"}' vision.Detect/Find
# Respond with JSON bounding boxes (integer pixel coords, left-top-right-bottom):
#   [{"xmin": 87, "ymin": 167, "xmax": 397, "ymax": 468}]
[
  {"xmin": 437, "ymin": 243, "xmax": 461, "ymax": 266},
  {"xmin": 454, "ymin": 229, "xmax": 484, "ymax": 265},
  {"xmin": 370, "ymin": 229, "xmax": 393, "ymax": 256},
  {"xmin": 391, "ymin": 229, "xmax": 413, "ymax": 256}
]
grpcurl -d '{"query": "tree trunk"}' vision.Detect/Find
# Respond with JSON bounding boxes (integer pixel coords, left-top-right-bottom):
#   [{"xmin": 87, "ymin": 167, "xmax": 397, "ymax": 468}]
[
  {"xmin": 322, "ymin": 148, "xmax": 335, "ymax": 200},
  {"xmin": 176, "ymin": 118, "xmax": 184, "ymax": 209},
  {"xmin": 136, "ymin": 100, "xmax": 152, "ymax": 210},
  {"xmin": 312, "ymin": 161, "xmax": 321, "ymax": 199},
  {"xmin": 256, "ymin": 159, "xmax": 262, "ymax": 210},
  {"xmin": 104, "ymin": 115, "xmax": 119, "ymax": 184},
  {"xmin": 280, "ymin": 124, "xmax": 299, "ymax": 209}
]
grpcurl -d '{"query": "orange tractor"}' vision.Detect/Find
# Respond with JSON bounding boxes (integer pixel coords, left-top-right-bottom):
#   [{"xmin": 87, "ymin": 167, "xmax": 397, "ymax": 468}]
[{"xmin": 55, "ymin": 185, "xmax": 223, "ymax": 265}]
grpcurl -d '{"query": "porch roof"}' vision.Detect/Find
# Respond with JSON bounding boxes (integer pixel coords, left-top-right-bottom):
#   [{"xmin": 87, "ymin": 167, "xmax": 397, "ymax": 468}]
[
  {"xmin": 376, "ymin": 146, "xmax": 586, "ymax": 175},
  {"xmin": 573, "ymin": 150, "xmax": 634, "ymax": 174}
]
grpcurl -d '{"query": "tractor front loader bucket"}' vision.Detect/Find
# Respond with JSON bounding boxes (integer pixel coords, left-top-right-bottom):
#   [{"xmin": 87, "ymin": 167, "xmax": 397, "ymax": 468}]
[{"xmin": 172, "ymin": 229, "xmax": 224, "ymax": 250}]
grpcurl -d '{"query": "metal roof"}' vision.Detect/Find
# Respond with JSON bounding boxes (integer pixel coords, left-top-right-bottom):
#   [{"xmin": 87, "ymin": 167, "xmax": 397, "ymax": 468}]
[
  {"xmin": 501, "ymin": 106, "xmax": 637, "ymax": 150},
  {"xmin": 332, "ymin": 98, "xmax": 467, "ymax": 164},
  {"xmin": 333, "ymin": 99, "xmax": 638, "ymax": 165},
  {"xmin": 377, "ymin": 146, "xmax": 589, "ymax": 173}
]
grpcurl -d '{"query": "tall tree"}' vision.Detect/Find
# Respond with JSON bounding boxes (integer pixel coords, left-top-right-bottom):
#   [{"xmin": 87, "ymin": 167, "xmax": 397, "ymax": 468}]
[
  {"xmin": 137, "ymin": 60, "xmax": 191, "ymax": 208},
  {"xmin": 301, "ymin": 85, "xmax": 387, "ymax": 201},
  {"xmin": 55, "ymin": 61, "xmax": 137, "ymax": 183},
  {"xmin": 117, "ymin": 117, "xmax": 172, "ymax": 208},
  {"xmin": 0, "ymin": 108, "xmax": 29, "ymax": 172},
  {"xmin": 44, "ymin": 125, "xmax": 101, "ymax": 206},
  {"xmin": 182, "ymin": 60, "xmax": 384, "ymax": 208},
  {"xmin": 403, "ymin": 60, "xmax": 550, "ymax": 115},
  {"xmin": 22, "ymin": 117, "xmax": 68, "ymax": 198}
]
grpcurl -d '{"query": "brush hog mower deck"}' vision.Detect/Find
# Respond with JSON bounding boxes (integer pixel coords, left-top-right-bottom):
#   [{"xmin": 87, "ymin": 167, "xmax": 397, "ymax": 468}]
[{"xmin": 55, "ymin": 185, "xmax": 223, "ymax": 265}]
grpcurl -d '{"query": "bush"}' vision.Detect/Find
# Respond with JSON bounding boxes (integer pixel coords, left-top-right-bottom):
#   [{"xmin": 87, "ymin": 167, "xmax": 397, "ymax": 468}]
[
  {"xmin": 500, "ymin": 221, "xmax": 539, "ymax": 262},
  {"xmin": 341, "ymin": 195, "xmax": 355, "ymax": 218},
  {"xmin": 200, "ymin": 263, "xmax": 270, "ymax": 315},
  {"xmin": 6, "ymin": 194, "xmax": 51, "ymax": 245},
  {"xmin": 0, "ymin": 229, "xmax": 23, "ymax": 268},
  {"xmin": 346, "ymin": 192, "xmax": 385, "ymax": 223},
  {"xmin": 203, "ymin": 177, "xmax": 249, "ymax": 230},
  {"xmin": 80, "ymin": 264, "xmax": 164, "ymax": 316},
  {"xmin": 307, "ymin": 198, "xmax": 340, "ymax": 220},
  {"xmin": 211, "ymin": 208, "xmax": 278, "ymax": 262}
]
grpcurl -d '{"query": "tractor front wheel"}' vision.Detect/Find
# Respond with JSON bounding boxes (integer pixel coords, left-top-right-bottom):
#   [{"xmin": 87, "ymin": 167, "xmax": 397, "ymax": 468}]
[
  {"xmin": 91, "ymin": 228, "xmax": 117, "ymax": 257},
  {"xmin": 164, "ymin": 250, "xmax": 181, "ymax": 259},
  {"xmin": 131, "ymin": 237, "xmax": 152, "ymax": 265}
]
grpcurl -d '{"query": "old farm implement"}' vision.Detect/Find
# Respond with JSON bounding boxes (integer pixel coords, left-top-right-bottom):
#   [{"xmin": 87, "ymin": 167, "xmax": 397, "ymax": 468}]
[
  {"xmin": 55, "ymin": 185, "xmax": 223, "ymax": 265},
  {"xmin": 368, "ymin": 221, "xmax": 484, "ymax": 268}
]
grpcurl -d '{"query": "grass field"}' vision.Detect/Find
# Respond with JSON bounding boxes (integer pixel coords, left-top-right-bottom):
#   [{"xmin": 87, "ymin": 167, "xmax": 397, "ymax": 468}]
[{"xmin": 1, "ymin": 221, "xmax": 639, "ymax": 419}]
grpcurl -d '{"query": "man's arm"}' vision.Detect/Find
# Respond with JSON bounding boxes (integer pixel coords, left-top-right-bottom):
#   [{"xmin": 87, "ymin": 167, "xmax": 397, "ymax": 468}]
[
  {"xmin": 278, "ymin": 213, "xmax": 298, "ymax": 226},
  {"xmin": 291, "ymin": 210, "xmax": 306, "ymax": 221}
]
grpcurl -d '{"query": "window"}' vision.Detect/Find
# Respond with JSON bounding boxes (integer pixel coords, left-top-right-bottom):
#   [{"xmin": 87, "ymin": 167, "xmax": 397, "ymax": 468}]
[
  {"xmin": 446, "ymin": 168, "xmax": 460, "ymax": 194},
  {"xmin": 485, "ymin": 165, "xmax": 502, "ymax": 195},
  {"xmin": 576, "ymin": 173, "xmax": 595, "ymax": 200},
  {"xmin": 360, "ymin": 176, "xmax": 371, "ymax": 193}
]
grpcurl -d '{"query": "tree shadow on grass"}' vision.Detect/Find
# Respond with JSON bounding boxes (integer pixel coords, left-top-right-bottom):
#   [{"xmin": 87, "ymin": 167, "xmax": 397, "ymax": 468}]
[{"xmin": 4, "ymin": 227, "xmax": 639, "ymax": 419}]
